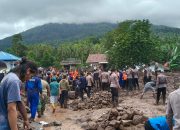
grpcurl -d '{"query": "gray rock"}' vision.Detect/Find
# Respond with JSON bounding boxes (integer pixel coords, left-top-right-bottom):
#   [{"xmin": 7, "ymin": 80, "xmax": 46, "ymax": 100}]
[
  {"xmin": 109, "ymin": 120, "xmax": 120, "ymax": 128},
  {"xmin": 121, "ymin": 120, "xmax": 132, "ymax": 127},
  {"xmin": 116, "ymin": 107, "xmax": 123, "ymax": 111},
  {"xmin": 102, "ymin": 101, "xmax": 108, "ymax": 105},
  {"xmin": 111, "ymin": 109, "xmax": 118, "ymax": 117},
  {"xmin": 81, "ymin": 122, "xmax": 88, "ymax": 129},
  {"xmin": 132, "ymin": 115, "xmax": 143, "ymax": 125},
  {"xmin": 118, "ymin": 124, "xmax": 124, "ymax": 130},
  {"xmin": 88, "ymin": 121, "xmax": 98, "ymax": 130},
  {"xmin": 68, "ymin": 91, "xmax": 76, "ymax": 99},
  {"xmin": 121, "ymin": 114, "xmax": 129, "ymax": 120},
  {"xmin": 78, "ymin": 103, "xmax": 85, "ymax": 109},
  {"xmin": 97, "ymin": 126, "xmax": 105, "ymax": 130},
  {"xmin": 117, "ymin": 116, "xmax": 122, "ymax": 121},
  {"xmin": 105, "ymin": 126, "xmax": 116, "ymax": 130}
]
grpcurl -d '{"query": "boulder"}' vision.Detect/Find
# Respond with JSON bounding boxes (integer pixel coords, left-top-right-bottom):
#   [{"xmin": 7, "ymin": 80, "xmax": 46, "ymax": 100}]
[
  {"xmin": 118, "ymin": 124, "xmax": 124, "ymax": 130},
  {"xmin": 105, "ymin": 126, "xmax": 116, "ymax": 130},
  {"xmin": 121, "ymin": 120, "xmax": 132, "ymax": 127},
  {"xmin": 111, "ymin": 109, "xmax": 118, "ymax": 117},
  {"xmin": 78, "ymin": 103, "xmax": 85, "ymax": 109},
  {"xmin": 102, "ymin": 101, "xmax": 108, "ymax": 105},
  {"xmin": 132, "ymin": 115, "xmax": 143, "ymax": 125},
  {"xmin": 97, "ymin": 126, "xmax": 105, "ymax": 130},
  {"xmin": 68, "ymin": 91, "xmax": 76, "ymax": 99},
  {"xmin": 81, "ymin": 122, "xmax": 89, "ymax": 129},
  {"xmin": 116, "ymin": 107, "xmax": 123, "ymax": 111},
  {"xmin": 121, "ymin": 114, "xmax": 129, "ymax": 120},
  {"xmin": 109, "ymin": 120, "xmax": 120, "ymax": 128},
  {"xmin": 88, "ymin": 121, "xmax": 98, "ymax": 130},
  {"xmin": 117, "ymin": 116, "xmax": 122, "ymax": 121}
]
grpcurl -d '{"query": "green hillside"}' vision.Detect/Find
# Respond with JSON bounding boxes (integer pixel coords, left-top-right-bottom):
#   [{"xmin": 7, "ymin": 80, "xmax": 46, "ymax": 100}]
[
  {"xmin": 0, "ymin": 23, "xmax": 180, "ymax": 50},
  {"xmin": 0, "ymin": 23, "xmax": 117, "ymax": 50}
]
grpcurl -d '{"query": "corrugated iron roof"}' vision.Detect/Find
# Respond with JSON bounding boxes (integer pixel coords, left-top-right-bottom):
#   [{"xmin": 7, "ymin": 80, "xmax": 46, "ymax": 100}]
[
  {"xmin": 0, "ymin": 51, "xmax": 21, "ymax": 61},
  {"xmin": 86, "ymin": 54, "xmax": 108, "ymax": 63}
]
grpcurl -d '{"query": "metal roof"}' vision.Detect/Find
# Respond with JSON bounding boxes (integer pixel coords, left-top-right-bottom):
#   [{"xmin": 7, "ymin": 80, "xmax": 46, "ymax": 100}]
[
  {"xmin": 86, "ymin": 54, "xmax": 108, "ymax": 63},
  {"xmin": 0, "ymin": 51, "xmax": 21, "ymax": 61}
]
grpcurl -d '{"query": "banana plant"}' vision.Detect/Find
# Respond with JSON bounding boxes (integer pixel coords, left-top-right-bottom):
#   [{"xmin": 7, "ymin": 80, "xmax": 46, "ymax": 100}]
[{"xmin": 169, "ymin": 44, "xmax": 180, "ymax": 70}]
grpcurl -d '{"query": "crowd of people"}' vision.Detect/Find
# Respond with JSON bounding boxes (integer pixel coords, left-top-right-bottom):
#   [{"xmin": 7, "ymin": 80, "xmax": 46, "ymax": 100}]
[{"xmin": 0, "ymin": 57, "xmax": 179, "ymax": 130}]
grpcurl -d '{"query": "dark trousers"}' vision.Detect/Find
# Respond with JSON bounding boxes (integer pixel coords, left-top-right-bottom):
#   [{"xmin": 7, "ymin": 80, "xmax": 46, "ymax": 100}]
[
  {"xmin": 122, "ymin": 80, "xmax": 127, "ymax": 89},
  {"xmin": 80, "ymin": 87, "xmax": 88, "ymax": 100},
  {"xmin": 127, "ymin": 78, "xmax": 133, "ymax": 91},
  {"xmin": 156, "ymin": 87, "xmax": 166, "ymax": 104},
  {"xmin": 155, "ymin": 71, "xmax": 158, "ymax": 79},
  {"xmin": 94, "ymin": 80, "xmax": 100, "ymax": 90},
  {"xmin": 148, "ymin": 76, "xmax": 152, "ymax": 82},
  {"xmin": 87, "ymin": 86, "xmax": 92, "ymax": 98},
  {"xmin": 111, "ymin": 87, "xmax": 118, "ymax": 102},
  {"xmin": 144, "ymin": 76, "xmax": 148, "ymax": 85},
  {"xmin": 144, "ymin": 120, "xmax": 154, "ymax": 130},
  {"xmin": 102, "ymin": 82, "xmax": 109, "ymax": 91},
  {"xmin": 60, "ymin": 90, "xmax": 68, "ymax": 107},
  {"xmin": 133, "ymin": 78, "xmax": 140, "ymax": 90}
]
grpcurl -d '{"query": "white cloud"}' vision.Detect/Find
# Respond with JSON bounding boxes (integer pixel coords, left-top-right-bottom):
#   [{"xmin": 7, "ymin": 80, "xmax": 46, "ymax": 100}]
[{"xmin": 0, "ymin": 0, "xmax": 180, "ymax": 39}]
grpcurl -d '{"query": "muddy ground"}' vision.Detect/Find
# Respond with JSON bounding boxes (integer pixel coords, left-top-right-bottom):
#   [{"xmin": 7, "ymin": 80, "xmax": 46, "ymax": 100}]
[{"xmin": 31, "ymin": 72, "xmax": 179, "ymax": 130}]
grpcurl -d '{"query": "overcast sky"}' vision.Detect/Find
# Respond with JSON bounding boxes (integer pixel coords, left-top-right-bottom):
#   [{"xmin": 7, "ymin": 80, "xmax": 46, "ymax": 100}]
[{"xmin": 0, "ymin": 0, "xmax": 180, "ymax": 39}]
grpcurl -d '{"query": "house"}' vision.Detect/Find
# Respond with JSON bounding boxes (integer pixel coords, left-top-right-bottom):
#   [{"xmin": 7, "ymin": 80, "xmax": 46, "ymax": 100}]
[
  {"xmin": 60, "ymin": 58, "xmax": 81, "ymax": 70},
  {"xmin": 86, "ymin": 54, "xmax": 108, "ymax": 70}
]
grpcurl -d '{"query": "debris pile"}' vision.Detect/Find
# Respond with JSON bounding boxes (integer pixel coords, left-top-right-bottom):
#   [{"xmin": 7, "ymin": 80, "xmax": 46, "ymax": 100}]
[
  {"xmin": 69, "ymin": 91, "xmax": 113, "ymax": 111},
  {"xmin": 77, "ymin": 106, "xmax": 146, "ymax": 130}
]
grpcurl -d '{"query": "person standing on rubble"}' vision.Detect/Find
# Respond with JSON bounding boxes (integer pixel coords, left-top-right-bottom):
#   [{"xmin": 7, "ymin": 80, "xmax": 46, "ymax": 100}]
[
  {"xmin": 109, "ymin": 69, "xmax": 120, "ymax": 107},
  {"xmin": 59, "ymin": 75, "xmax": 70, "ymax": 108},
  {"xmin": 86, "ymin": 72, "xmax": 94, "ymax": 97},
  {"xmin": 0, "ymin": 57, "xmax": 37, "ymax": 130},
  {"xmin": 156, "ymin": 71, "xmax": 168, "ymax": 105},
  {"xmin": 100, "ymin": 69, "xmax": 110, "ymax": 91},
  {"xmin": 37, "ymin": 79, "xmax": 50, "ymax": 117},
  {"xmin": 93, "ymin": 69, "xmax": 100, "ymax": 91},
  {"xmin": 49, "ymin": 77, "xmax": 59, "ymax": 113},
  {"xmin": 79, "ymin": 72, "xmax": 88, "ymax": 101},
  {"xmin": 25, "ymin": 75, "xmax": 42, "ymax": 121}
]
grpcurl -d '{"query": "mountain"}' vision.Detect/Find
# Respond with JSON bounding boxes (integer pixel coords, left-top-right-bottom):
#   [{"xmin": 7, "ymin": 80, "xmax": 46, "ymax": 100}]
[
  {"xmin": 151, "ymin": 25, "xmax": 180, "ymax": 36},
  {"xmin": 0, "ymin": 23, "xmax": 117, "ymax": 50},
  {"xmin": 0, "ymin": 23, "xmax": 180, "ymax": 50}
]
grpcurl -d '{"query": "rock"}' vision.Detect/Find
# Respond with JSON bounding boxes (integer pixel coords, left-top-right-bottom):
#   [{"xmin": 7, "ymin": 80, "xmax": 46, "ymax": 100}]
[
  {"xmin": 81, "ymin": 122, "xmax": 88, "ymax": 129},
  {"xmin": 132, "ymin": 115, "xmax": 143, "ymax": 125},
  {"xmin": 118, "ymin": 124, "xmax": 124, "ymax": 130},
  {"xmin": 111, "ymin": 109, "xmax": 118, "ymax": 117},
  {"xmin": 97, "ymin": 126, "xmax": 105, "ymax": 130},
  {"xmin": 121, "ymin": 114, "xmax": 129, "ymax": 120},
  {"xmin": 102, "ymin": 101, "xmax": 108, "ymax": 105},
  {"xmin": 105, "ymin": 126, "xmax": 116, "ymax": 130},
  {"xmin": 78, "ymin": 103, "xmax": 85, "ymax": 109},
  {"xmin": 117, "ymin": 116, "xmax": 122, "ymax": 121},
  {"xmin": 121, "ymin": 120, "xmax": 132, "ymax": 127},
  {"xmin": 116, "ymin": 107, "xmax": 123, "ymax": 111},
  {"xmin": 53, "ymin": 121, "xmax": 62, "ymax": 126},
  {"xmin": 109, "ymin": 120, "xmax": 120, "ymax": 128},
  {"xmin": 80, "ymin": 117, "xmax": 88, "ymax": 123},
  {"xmin": 88, "ymin": 121, "xmax": 98, "ymax": 130},
  {"xmin": 68, "ymin": 91, "xmax": 76, "ymax": 99}
]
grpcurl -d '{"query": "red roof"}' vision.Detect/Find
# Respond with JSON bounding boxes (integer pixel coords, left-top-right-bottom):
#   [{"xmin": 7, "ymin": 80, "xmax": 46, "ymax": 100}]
[{"xmin": 86, "ymin": 54, "xmax": 108, "ymax": 63}]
